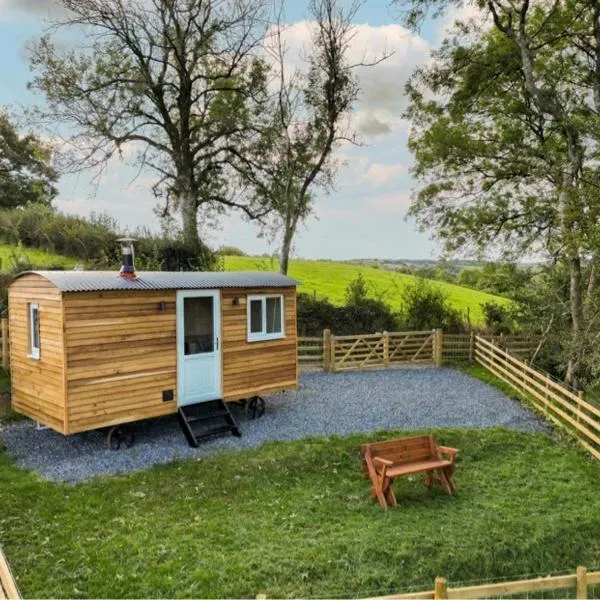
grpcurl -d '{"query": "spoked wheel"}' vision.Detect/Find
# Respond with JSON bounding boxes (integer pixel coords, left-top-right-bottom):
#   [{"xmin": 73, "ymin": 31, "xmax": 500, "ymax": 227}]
[
  {"xmin": 245, "ymin": 396, "xmax": 265, "ymax": 420},
  {"xmin": 106, "ymin": 424, "xmax": 136, "ymax": 450}
]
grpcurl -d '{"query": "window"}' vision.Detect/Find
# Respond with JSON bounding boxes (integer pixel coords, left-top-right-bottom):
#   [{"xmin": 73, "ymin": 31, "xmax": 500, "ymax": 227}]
[
  {"xmin": 247, "ymin": 295, "xmax": 284, "ymax": 341},
  {"xmin": 28, "ymin": 303, "xmax": 40, "ymax": 359}
]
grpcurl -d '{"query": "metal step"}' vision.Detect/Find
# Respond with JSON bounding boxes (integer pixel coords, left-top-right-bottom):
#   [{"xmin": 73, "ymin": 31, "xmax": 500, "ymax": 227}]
[{"xmin": 177, "ymin": 400, "xmax": 241, "ymax": 448}]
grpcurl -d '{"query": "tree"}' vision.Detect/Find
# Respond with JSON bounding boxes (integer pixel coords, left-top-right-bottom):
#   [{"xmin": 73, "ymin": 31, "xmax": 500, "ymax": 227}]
[
  {"xmin": 237, "ymin": 0, "xmax": 367, "ymax": 275},
  {"xmin": 0, "ymin": 112, "xmax": 57, "ymax": 208},
  {"xmin": 29, "ymin": 0, "xmax": 270, "ymax": 257},
  {"xmin": 401, "ymin": 0, "xmax": 600, "ymax": 384}
]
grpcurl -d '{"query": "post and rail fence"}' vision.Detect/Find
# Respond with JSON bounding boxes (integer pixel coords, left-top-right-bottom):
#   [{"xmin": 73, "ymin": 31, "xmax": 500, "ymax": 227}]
[
  {"xmin": 298, "ymin": 329, "xmax": 539, "ymax": 373},
  {"xmin": 361, "ymin": 565, "xmax": 599, "ymax": 600},
  {"xmin": 0, "ymin": 546, "xmax": 20, "ymax": 600}
]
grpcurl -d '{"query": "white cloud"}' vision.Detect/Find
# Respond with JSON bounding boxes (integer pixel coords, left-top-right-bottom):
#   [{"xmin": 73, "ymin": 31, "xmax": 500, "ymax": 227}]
[
  {"xmin": 0, "ymin": 0, "xmax": 68, "ymax": 21},
  {"xmin": 360, "ymin": 190, "xmax": 412, "ymax": 214},
  {"xmin": 362, "ymin": 163, "xmax": 407, "ymax": 187}
]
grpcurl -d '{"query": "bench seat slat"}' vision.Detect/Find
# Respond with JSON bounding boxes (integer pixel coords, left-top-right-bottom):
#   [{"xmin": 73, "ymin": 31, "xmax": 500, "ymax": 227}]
[{"xmin": 385, "ymin": 459, "xmax": 452, "ymax": 478}]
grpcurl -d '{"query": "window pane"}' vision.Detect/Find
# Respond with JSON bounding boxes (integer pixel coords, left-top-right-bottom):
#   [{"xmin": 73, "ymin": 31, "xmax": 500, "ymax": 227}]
[
  {"xmin": 266, "ymin": 297, "xmax": 282, "ymax": 334},
  {"xmin": 184, "ymin": 297, "xmax": 214, "ymax": 355},
  {"xmin": 31, "ymin": 306, "xmax": 40, "ymax": 351},
  {"xmin": 250, "ymin": 299, "xmax": 263, "ymax": 333}
]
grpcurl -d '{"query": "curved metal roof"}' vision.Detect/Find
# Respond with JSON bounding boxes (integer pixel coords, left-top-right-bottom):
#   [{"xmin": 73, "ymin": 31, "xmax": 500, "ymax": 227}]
[{"xmin": 14, "ymin": 270, "xmax": 299, "ymax": 292}]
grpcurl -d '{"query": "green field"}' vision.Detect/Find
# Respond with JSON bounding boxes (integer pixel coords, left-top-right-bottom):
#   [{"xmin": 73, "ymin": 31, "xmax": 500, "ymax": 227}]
[
  {"xmin": 0, "ymin": 244, "xmax": 76, "ymax": 270},
  {"xmin": 1, "ymin": 428, "xmax": 598, "ymax": 598},
  {"xmin": 224, "ymin": 256, "xmax": 508, "ymax": 325}
]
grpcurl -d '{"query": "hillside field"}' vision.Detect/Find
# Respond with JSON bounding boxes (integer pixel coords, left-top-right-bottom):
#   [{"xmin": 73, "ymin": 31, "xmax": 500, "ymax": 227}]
[
  {"xmin": 0, "ymin": 244, "xmax": 76, "ymax": 270},
  {"xmin": 224, "ymin": 256, "xmax": 509, "ymax": 326}
]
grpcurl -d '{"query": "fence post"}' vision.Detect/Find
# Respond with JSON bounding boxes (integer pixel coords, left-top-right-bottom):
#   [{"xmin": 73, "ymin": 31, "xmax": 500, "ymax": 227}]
[
  {"xmin": 323, "ymin": 329, "xmax": 331, "ymax": 373},
  {"xmin": 330, "ymin": 334, "xmax": 336, "ymax": 373},
  {"xmin": 383, "ymin": 331, "xmax": 389, "ymax": 367},
  {"xmin": 577, "ymin": 565, "xmax": 587, "ymax": 599},
  {"xmin": 434, "ymin": 329, "xmax": 443, "ymax": 367},
  {"xmin": 1, "ymin": 317, "xmax": 8, "ymax": 371},
  {"xmin": 434, "ymin": 577, "xmax": 448, "ymax": 600},
  {"xmin": 469, "ymin": 330, "xmax": 475, "ymax": 362},
  {"xmin": 578, "ymin": 391, "xmax": 585, "ymax": 424}
]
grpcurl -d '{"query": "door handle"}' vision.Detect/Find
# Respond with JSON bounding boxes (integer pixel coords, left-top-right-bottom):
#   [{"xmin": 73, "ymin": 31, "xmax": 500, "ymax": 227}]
[{"xmin": 216, "ymin": 336, "xmax": 219, "ymax": 350}]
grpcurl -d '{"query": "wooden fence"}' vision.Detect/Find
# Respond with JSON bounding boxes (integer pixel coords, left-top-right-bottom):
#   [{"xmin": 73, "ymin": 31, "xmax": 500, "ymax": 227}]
[
  {"xmin": 298, "ymin": 330, "xmax": 538, "ymax": 373},
  {"xmin": 475, "ymin": 335, "xmax": 600, "ymax": 461},
  {"xmin": 0, "ymin": 547, "xmax": 20, "ymax": 599},
  {"xmin": 365, "ymin": 565, "xmax": 599, "ymax": 600}
]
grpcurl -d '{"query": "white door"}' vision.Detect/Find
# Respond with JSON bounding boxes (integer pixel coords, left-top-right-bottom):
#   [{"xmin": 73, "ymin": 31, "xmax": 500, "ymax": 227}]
[{"xmin": 177, "ymin": 290, "xmax": 221, "ymax": 406}]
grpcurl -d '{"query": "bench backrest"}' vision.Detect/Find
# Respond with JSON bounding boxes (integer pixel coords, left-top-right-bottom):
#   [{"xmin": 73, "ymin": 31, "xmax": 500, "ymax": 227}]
[{"xmin": 360, "ymin": 435, "xmax": 438, "ymax": 475}]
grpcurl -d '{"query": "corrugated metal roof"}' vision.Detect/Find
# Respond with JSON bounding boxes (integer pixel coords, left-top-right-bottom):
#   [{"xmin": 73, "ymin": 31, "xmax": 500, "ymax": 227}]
[{"xmin": 14, "ymin": 270, "xmax": 299, "ymax": 292}]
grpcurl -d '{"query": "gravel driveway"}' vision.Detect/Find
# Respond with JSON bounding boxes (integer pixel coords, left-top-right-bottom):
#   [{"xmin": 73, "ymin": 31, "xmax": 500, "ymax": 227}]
[{"xmin": 0, "ymin": 367, "xmax": 548, "ymax": 483}]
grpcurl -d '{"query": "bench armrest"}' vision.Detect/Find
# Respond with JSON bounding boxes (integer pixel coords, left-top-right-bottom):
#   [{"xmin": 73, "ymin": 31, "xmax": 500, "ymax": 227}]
[
  {"xmin": 437, "ymin": 446, "xmax": 459, "ymax": 460},
  {"xmin": 373, "ymin": 457, "xmax": 393, "ymax": 468}
]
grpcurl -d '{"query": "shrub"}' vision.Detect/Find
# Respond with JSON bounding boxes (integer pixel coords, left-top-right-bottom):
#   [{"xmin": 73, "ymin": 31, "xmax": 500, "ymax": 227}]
[{"xmin": 398, "ymin": 280, "xmax": 464, "ymax": 332}]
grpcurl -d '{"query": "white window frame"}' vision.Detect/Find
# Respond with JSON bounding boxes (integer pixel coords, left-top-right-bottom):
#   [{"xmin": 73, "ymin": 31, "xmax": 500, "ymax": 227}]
[
  {"xmin": 28, "ymin": 302, "xmax": 40, "ymax": 360},
  {"xmin": 247, "ymin": 294, "xmax": 285, "ymax": 342}
]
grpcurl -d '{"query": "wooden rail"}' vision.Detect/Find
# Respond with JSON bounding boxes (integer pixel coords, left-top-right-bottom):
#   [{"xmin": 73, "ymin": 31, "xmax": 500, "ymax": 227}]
[
  {"xmin": 0, "ymin": 547, "xmax": 20, "ymax": 600},
  {"xmin": 475, "ymin": 335, "xmax": 600, "ymax": 461},
  {"xmin": 298, "ymin": 329, "xmax": 538, "ymax": 372},
  {"xmin": 363, "ymin": 565, "xmax": 599, "ymax": 600},
  {"xmin": 0, "ymin": 318, "xmax": 8, "ymax": 370}
]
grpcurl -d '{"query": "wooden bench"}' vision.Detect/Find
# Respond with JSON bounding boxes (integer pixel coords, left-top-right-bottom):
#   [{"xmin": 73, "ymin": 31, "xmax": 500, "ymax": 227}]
[{"xmin": 360, "ymin": 435, "xmax": 459, "ymax": 509}]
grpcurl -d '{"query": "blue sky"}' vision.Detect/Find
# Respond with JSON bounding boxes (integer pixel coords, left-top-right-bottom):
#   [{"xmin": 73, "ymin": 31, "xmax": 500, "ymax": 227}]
[{"xmin": 0, "ymin": 0, "xmax": 457, "ymax": 260}]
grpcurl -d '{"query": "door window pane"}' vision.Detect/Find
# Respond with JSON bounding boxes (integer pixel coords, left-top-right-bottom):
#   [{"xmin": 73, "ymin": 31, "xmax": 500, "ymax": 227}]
[
  {"xmin": 266, "ymin": 296, "xmax": 282, "ymax": 334},
  {"xmin": 249, "ymin": 299, "xmax": 262, "ymax": 333},
  {"xmin": 184, "ymin": 296, "xmax": 214, "ymax": 355}
]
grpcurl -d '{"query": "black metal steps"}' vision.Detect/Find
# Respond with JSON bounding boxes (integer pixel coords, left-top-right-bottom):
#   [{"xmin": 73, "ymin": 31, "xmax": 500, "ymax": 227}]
[{"xmin": 177, "ymin": 399, "xmax": 241, "ymax": 448}]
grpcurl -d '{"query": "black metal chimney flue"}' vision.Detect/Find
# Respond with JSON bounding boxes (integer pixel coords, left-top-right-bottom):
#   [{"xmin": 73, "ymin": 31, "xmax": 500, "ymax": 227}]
[{"xmin": 117, "ymin": 235, "xmax": 137, "ymax": 280}]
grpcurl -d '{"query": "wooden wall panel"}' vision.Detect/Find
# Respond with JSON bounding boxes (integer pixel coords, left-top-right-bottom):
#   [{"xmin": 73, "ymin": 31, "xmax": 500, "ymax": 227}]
[
  {"xmin": 8, "ymin": 274, "xmax": 66, "ymax": 433},
  {"xmin": 221, "ymin": 287, "xmax": 297, "ymax": 401},
  {"xmin": 63, "ymin": 290, "xmax": 178, "ymax": 433}
]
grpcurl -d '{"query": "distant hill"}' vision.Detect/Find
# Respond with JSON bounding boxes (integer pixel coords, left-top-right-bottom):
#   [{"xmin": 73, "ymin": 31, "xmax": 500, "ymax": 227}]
[{"xmin": 224, "ymin": 256, "xmax": 510, "ymax": 325}]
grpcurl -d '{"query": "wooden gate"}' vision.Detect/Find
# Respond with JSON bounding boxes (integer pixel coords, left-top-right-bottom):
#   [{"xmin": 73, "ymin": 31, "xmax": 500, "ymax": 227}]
[{"xmin": 330, "ymin": 330, "xmax": 436, "ymax": 372}]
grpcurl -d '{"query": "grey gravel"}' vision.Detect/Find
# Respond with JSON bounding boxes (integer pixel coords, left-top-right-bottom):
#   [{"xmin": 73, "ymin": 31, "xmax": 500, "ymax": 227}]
[{"xmin": 0, "ymin": 367, "xmax": 549, "ymax": 483}]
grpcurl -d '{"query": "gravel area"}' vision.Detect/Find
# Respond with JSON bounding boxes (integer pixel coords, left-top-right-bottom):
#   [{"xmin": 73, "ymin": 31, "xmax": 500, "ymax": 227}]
[{"xmin": 0, "ymin": 367, "xmax": 549, "ymax": 483}]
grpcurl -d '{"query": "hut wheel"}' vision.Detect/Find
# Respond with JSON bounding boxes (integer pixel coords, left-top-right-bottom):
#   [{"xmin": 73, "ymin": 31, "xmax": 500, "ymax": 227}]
[
  {"xmin": 245, "ymin": 396, "xmax": 265, "ymax": 420},
  {"xmin": 107, "ymin": 425, "xmax": 136, "ymax": 450}
]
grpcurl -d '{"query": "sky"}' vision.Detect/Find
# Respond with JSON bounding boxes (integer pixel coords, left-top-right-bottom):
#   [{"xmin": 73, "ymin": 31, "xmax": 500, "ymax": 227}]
[{"xmin": 0, "ymin": 0, "xmax": 466, "ymax": 261}]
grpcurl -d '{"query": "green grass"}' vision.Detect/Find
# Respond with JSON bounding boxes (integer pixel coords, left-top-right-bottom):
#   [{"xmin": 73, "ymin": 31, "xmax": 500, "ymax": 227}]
[
  {"xmin": 224, "ymin": 256, "xmax": 508, "ymax": 326},
  {"xmin": 0, "ymin": 244, "xmax": 76, "ymax": 270},
  {"xmin": 1, "ymin": 428, "xmax": 599, "ymax": 598}
]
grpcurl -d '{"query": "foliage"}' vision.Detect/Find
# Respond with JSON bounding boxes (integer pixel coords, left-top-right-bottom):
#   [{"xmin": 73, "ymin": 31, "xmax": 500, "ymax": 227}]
[
  {"xmin": 0, "ymin": 113, "xmax": 57, "ymax": 208},
  {"xmin": 398, "ymin": 279, "xmax": 464, "ymax": 332},
  {"xmin": 1, "ymin": 428, "xmax": 599, "ymax": 597},
  {"xmin": 481, "ymin": 302, "xmax": 517, "ymax": 335},
  {"xmin": 217, "ymin": 245, "xmax": 247, "ymax": 257},
  {"xmin": 28, "ymin": 0, "xmax": 271, "ymax": 251},
  {"xmin": 402, "ymin": 0, "xmax": 600, "ymax": 385},
  {"xmin": 0, "ymin": 205, "xmax": 217, "ymax": 272},
  {"xmin": 224, "ymin": 255, "xmax": 508, "ymax": 326},
  {"xmin": 241, "ymin": 0, "xmax": 362, "ymax": 274}
]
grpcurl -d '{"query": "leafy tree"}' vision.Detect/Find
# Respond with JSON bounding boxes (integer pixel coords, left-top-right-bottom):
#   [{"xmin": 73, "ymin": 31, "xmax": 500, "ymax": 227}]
[
  {"xmin": 0, "ymin": 112, "xmax": 57, "ymax": 208},
  {"xmin": 345, "ymin": 272, "xmax": 369, "ymax": 305},
  {"xmin": 238, "ymin": 0, "xmax": 374, "ymax": 275},
  {"xmin": 401, "ymin": 0, "xmax": 600, "ymax": 384},
  {"xmin": 29, "ymin": 0, "xmax": 270, "ymax": 257}
]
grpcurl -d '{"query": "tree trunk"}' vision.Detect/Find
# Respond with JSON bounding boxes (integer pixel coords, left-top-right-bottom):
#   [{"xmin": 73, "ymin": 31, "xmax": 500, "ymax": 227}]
[
  {"xmin": 279, "ymin": 218, "xmax": 296, "ymax": 275},
  {"xmin": 180, "ymin": 186, "xmax": 201, "ymax": 255}
]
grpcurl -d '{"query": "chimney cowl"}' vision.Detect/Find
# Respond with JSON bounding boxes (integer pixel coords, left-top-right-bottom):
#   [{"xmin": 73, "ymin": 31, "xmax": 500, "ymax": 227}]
[{"xmin": 117, "ymin": 235, "xmax": 137, "ymax": 280}]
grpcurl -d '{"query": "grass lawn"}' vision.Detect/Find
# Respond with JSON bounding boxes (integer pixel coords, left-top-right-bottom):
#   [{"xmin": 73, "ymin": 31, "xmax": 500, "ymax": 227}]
[
  {"xmin": 223, "ymin": 256, "xmax": 508, "ymax": 326},
  {"xmin": 1, "ymin": 428, "xmax": 599, "ymax": 598},
  {"xmin": 0, "ymin": 243, "xmax": 76, "ymax": 270}
]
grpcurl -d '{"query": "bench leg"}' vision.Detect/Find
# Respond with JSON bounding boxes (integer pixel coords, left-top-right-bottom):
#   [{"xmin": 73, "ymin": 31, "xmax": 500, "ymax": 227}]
[
  {"xmin": 438, "ymin": 468, "xmax": 454, "ymax": 496},
  {"xmin": 383, "ymin": 478, "xmax": 398, "ymax": 508},
  {"xmin": 443, "ymin": 467, "xmax": 457, "ymax": 494},
  {"xmin": 424, "ymin": 470, "xmax": 435, "ymax": 488}
]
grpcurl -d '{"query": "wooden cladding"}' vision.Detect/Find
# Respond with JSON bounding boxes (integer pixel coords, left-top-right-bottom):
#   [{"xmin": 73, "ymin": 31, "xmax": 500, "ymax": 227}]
[
  {"xmin": 63, "ymin": 290, "xmax": 178, "ymax": 433},
  {"xmin": 8, "ymin": 275, "xmax": 298, "ymax": 434},
  {"xmin": 8, "ymin": 274, "xmax": 66, "ymax": 433},
  {"xmin": 221, "ymin": 287, "xmax": 297, "ymax": 401}
]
